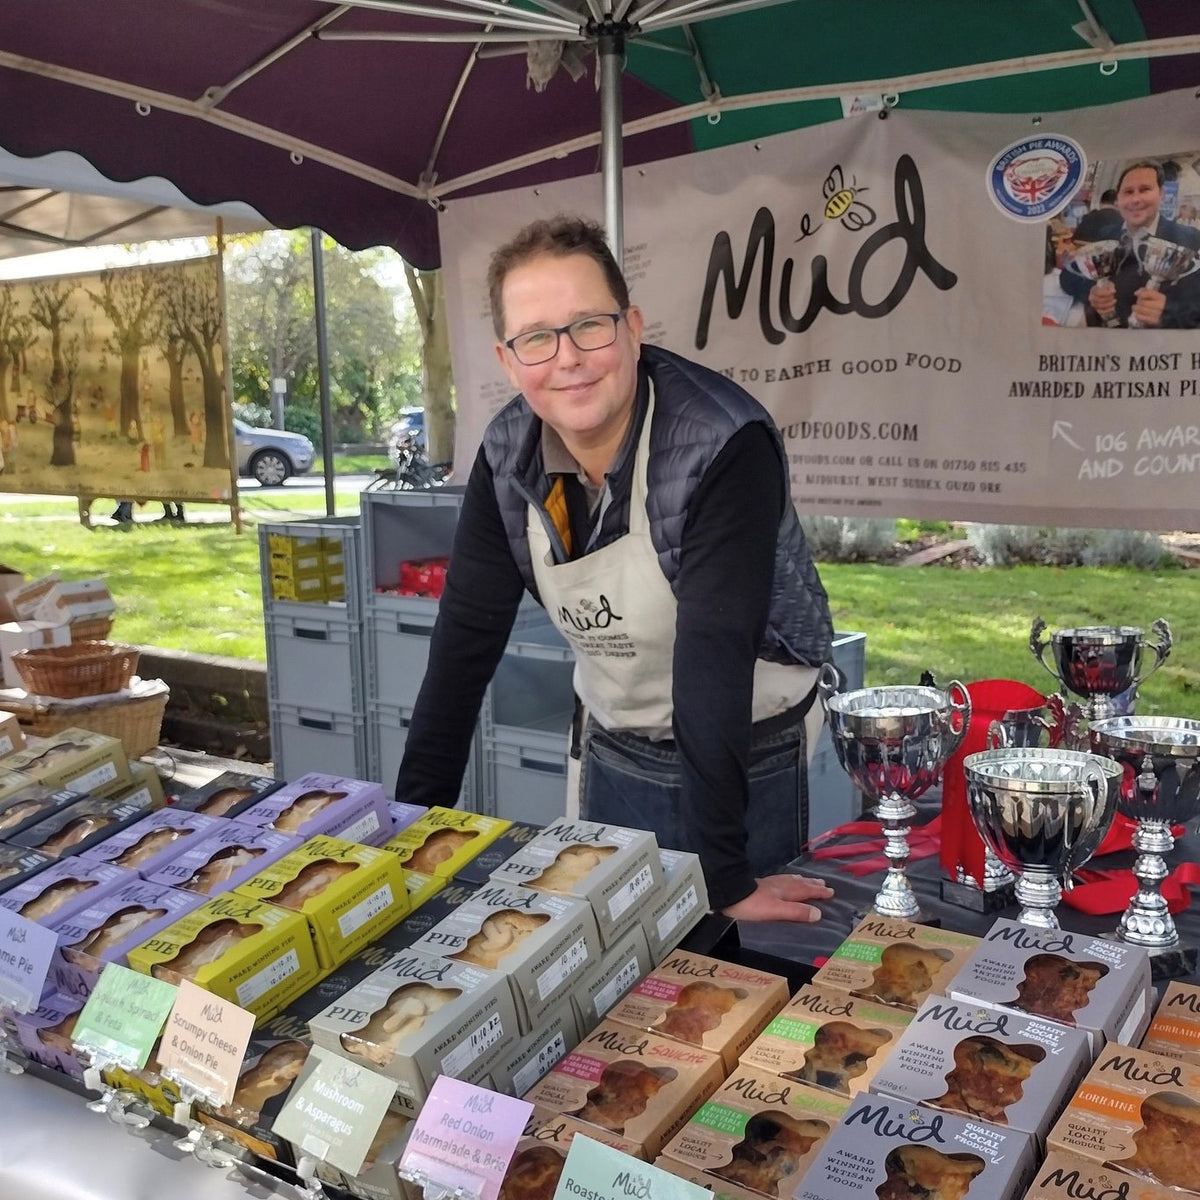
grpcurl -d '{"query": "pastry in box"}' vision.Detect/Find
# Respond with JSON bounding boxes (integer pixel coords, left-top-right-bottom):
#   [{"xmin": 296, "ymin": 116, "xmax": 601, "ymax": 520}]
[
  {"xmin": 172, "ymin": 770, "xmax": 285, "ymax": 819},
  {"xmin": 11, "ymin": 792, "xmax": 159, "ymax": 859},
  {"xmin": 491, "ymin": 998, "xmax": 582, "ymax": 1097},
  {"xmin": 78, "ymin": 808, "xmax": 224, "ymax": 876},
  {"xmin": 1, "ymin": 728, "xmax": 130, "ymax": 795},
  {"xmin": 0, "ymin": 844, "xmax": 53, "ymax": 894},
  {"xmin": 0, "ymin": 784, "xmax": 85, "ymax": 838},
  {"xmin": 0, "ymin": 856, "xmax": 131, "ymax": 924},
  {"xmin": 642, "ymin": 849, "xmax": 709, "ymax": 965},
  {"xmin": 654, "ymin": 1155, "xmax": 765, "ymax": 1200},
  {"xmin": 521, "ymin": 1018, "xmax": 726, "ymax": 1159},
  {"xmin": 572, "ymin": 923, "xmax": 654, "ymax": 1032},
  {"xmin": 12, "ymin": 990, "xmax": 87, "ymax": 1078},
  {"xmin": 499, "ymin": 1112, "xmax": 644, "ymax": 1200},
  {"xmin": 237, "ymin": 772, "xmax": 392, "ymax": 846},
  {"xmin": 145, "ymin": 821, "xmax": 302, "ymax": 896},
  {"xmin": 1140, "ymin": 981, "xmax": 1200, "ymax": 1067},
  {"xmin": 383, "ymin": 807, "xmax": 512, "ymax": 877},
  {"xmin": 1024, "ymin": 1152, "xmax": 1189, "ymax": 1200},
  {"xmin": 607, "ymin": 950, "xmax": 788, "ymax": 1072}
]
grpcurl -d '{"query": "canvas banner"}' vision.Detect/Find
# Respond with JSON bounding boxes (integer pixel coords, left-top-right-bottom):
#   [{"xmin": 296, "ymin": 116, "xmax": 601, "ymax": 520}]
[
  {"xmin": 440, "ymin": 89, "xmax": 1200, "ymax": 530},
  {"xmin": 0, "ymin": 256, "xmax": 234, "ymax": 503}
]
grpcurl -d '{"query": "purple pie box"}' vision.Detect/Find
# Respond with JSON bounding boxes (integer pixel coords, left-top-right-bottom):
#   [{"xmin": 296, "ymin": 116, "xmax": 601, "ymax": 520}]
[
  {"xmin": 46, "ymin": 878, "xmax": 206, "ymax": 1000},
  {"xmin": 145, "ymin": 821, "xmax": 301, "ymax": 897},
  {"xmin": 0, "ymin": 857, "xmax": 132, "ymax": 926},
  {"xmin": 237, "ymin": 772, "xmax": 390, "ymax": 846},
  {"xmin": 12, "ymin": 990, "xmax": 88, "ymax": 1078},
  {"xmin": 388, "ymin": 800, "xmax": 428, "ymax": 836},
  {"xmin": 78, "ymin": 808, "xmax": 226, "ymax": 878}
]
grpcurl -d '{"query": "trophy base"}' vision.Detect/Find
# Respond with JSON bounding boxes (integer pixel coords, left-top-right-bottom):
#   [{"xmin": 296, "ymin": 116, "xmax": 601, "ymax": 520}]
[
  {"xmin": 940, "ymin": 877, "xmax": 1016, "ymax": 914},
  {"xmin": 1100, "ymin": 934, "xmax": 1199, "ymax": 982},
  {"xmin": 853, "ymin": 905, "xmax": 941, "ymax": 929}
]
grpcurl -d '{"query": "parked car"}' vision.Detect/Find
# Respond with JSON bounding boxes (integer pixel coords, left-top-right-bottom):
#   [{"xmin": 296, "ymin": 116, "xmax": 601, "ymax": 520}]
[{"xmin": 233, "ymin": 418, "xmax": 315, "ymax": 485}]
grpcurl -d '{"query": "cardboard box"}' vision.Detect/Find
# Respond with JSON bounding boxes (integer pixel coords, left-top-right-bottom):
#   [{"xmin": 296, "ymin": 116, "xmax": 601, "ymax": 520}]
[
  {"xmin": 811, "ymin": 917, "xmax": 982, "ymax": 1011},
  {"xmin": 947, "ymin": 919, "xmax": 1154, "ymax": 1052},
  {"xmin": 0, "ymin": 709, "xmax": 25, "ymax": 758},
  {"xmin": 10, "ymin": 792, "xmax": 161, "ymax": 859},
  {"xmin": 1047, "ymin": 1043, "xmax": 1200, "ymax": 1193},
  {"xmin": 608, "ymin": 950, "xmax": 788, "ymax": 1072},
  {"xmin": 402, "ymin": 869, "xmax": 445, "ymax": 910},
  {"xmin": 383, "ymin": 807, "xmax": 512, "ymax": 877},
  {"xmin": 654, "ymin": 1155, "xmax": 763, "ymax": 1200},
  {"xmin": 1140, "ymin": 981, "xmax": 1200, "ymax": 1067},
  {"xmin": 869, "ymin": 994, "xmax": 1092, "ymax": 1145},
  {"xmin": 739, "ymin": 983, "xmax": 912, "ymax": 1098},
  {"xmin": 9, "ymin": 572, "xmax": 60, "ymax": 622},
  {"xmin": 33, "ymin": 578, "xmax": 116, "ymax": 626},
  {"xmin": 450, "ymin": 820, "xmax": 543, "ymax": 885},
  {"xmin": 0, "ymin": 620, "xmax": 73, "ymax": 688},
  {"xmin": 1, "ymin": 728, "xmax": 131, "ymax": 795},
  {"xmin": 145, "ymin": 821, "xmax": 303, "ymax": 897},
  {"xmin": 572, "ymin": 922, "xmax": 655, "ymax": 1033},
  {"xmin": 490, "ymin": 819, "xmax": 664, "ymax": 949},
  {"xmin": 387, "ymin": 801, "xmax": 428, "ymax": 837},
  {"xmin": 643, "ymin": 849, "xmax": 710, "ymax": 965},
  {"xmin": 521, "ymin": 1019, "xmax": 726, "ymax": 1159},
  {"xmin": 127, "ymin": 892, "xmax": 321, "ymax": 1022},
  {"xmin": 499, "ymin": 1112, "xmax": 644, "ymax": 1200},
  {"xmin": 794, "ymin": 1095, "xmax": 1038, "ymax": 1200},
  {"xmin": 171, "ymin": 769, "xmax": 285, "ymax": 818},
  {"xmin": 0, "ymin": 563, "xmax": 26, "ymax": 623},
  {"xmin": 269, "ymin": 571, "xmax": 328, "ymax": 603},
  {"xmin": 0, "ymin": 856, "xmax": 131, "ymax": 925},
  {"xmin": 0, "ymin": 844, "xmax": 54, "ymax": 894},
  {"xmin": 490, "ymin": 998, "xmax": 582, "ymax": 1096},
  {"xmin": 314, "ymin": 1104, "xmax": 420, "ymax": 1200},
  {"xmin": 12, "ymin": 990, "xmax": 87, "ymax": 1078},
  {"xmin": 0, "ymin": 767, "xmax": 37, "ymax": 801},
  {"xmin": 408, "ymin": 881, "xmax": 601, "ymax": 1033},
  {"xmin": 234, "ymin": 834, "xmax": 410, "ymax": 970},
  {"xmin": 237, "ymin": 772, "xmax": 392, "ymax": 847},
  {"xmin": 92, "ymin": 758, "xmax": 167, "ymax": 809},
  {"xmin": 308, "ymin": 948, "xmax": 521, "ymax": 1116},
  {"xmin": 1024, "ymin": 1151, "xmax": 1188, "ymax": 1200},
  {"xmin": 79, "ymin": 808, "xmax": 224, "ymax": 877},
  {"xmin": 660, "ymin": 1068, "xmax": 850, "ymax": 1200},
  {"xmin": 0, "ymin": 782, "xmax": 86, "ymax": 838}
]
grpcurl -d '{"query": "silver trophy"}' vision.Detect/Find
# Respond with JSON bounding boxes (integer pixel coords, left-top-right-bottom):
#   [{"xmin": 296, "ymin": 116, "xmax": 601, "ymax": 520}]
[
  {"xmin": 820, "ymin": 666, "xmax": 970, "ymax": 922},
  {"xmin": 1088, "ymin": 716, "xmax": 1200, "ymax": 976},
  {"xmin": 1063, "ymin": 239, "xmax": 1125, "ymax": 328},
  {"xmin": 1128, "ymin": 235, "xmax": 1200, "ymax": 328},
  {"xmin": 964, "ymin": 748, "xmax": 1120, "ymax": 930},
  {"xmin": 1030, "ymin": 618, "xmax": 1172, "ymax": 722},
  {"xmin": 987, "ymin": 694, "xmax": 1088, "ymax": 753}
]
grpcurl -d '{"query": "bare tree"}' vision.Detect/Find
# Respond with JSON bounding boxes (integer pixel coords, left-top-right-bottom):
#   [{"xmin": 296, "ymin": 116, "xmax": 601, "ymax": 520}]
[
  {"xmin": 155, "ymin": 328, "xmax": 191, "ymax": 437},
  {"xmin": 29, "ymin": 279, "xmax": 76, "ymax": 391},
  {"xmin": 404, "ymin": 265, "xmax": 454, "ymax": 463},
  {"xmin": 0, "ymin": 284, "xmax": 31, "ymax": 423},
  {"xmin": 87, "ymin": 268, "xmax": 162, "ymax": 443},
  {"xmin": 49, "ymin": 337, "xmax": 80, "ymax": 467}
]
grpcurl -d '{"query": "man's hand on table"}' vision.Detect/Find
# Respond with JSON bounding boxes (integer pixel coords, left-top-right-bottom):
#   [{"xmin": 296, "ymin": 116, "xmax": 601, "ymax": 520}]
[{"xmin": 721, "ymin": 874, "xmax": 835, "ymax": 923}]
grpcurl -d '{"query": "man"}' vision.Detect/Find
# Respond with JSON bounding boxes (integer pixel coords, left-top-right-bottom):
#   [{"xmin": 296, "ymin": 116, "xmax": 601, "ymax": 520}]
[
  {"xmin": 396, "ymin": 216, "xmax": 836, "ymax": 924},
  {"xmin": 1060, "ymin": 161, "xmax": 1200, "ymax": 328},
  {"xmin": 1070, "ymin": 188, "xmax": 1117, "ymax": 243}
]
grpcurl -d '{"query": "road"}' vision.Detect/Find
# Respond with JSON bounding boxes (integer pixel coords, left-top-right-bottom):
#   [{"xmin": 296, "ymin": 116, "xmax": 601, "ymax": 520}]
[{"xmin": 2, "ymin": 474, "xmax": 377, "ymax": 504}]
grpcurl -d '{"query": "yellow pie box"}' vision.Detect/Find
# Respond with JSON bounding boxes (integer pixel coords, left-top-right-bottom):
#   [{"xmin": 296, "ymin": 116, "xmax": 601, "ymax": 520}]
[
  {"xmin": 233, "ymin": 835, "xmax": 410, "ymax": 970},
  {"xmin": 1140, "ymin": 981, "xmax": 1200, "ymax": 1067},
  {"xmin": 126, "ymin": 892, "xmax": 321, "ymax": 1023},
  {"xmin": 402, "ymin": 869, "xmax": 446, "ymax": 910},
  {"xmin": 382, "ymin": 806, "xmax": 511, "ymax": 878},
  {"xmin": 102, "ymin": 1038, "xmax": 186, "ymax": 1119}
]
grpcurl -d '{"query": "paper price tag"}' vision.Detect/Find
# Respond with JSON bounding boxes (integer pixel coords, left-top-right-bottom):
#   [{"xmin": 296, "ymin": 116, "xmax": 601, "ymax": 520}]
[
  {"xmin": 400, "ymin": 1077, "xmax": 531, "ymax": 1200},
  {"xmin": 159, "ymin": 980, "xmax": 255, "ymax": 1106},
  {"xmin": 72, "ymin": 964, "xmax": 178, "ymax": 1071},
  {"xmin": 272, "ymin": 1044, "xmax": 396, "ymax": 1177},
  {"xmin": 0, "ymin": 907, "xmax": 57, "ymax": 1014},
  {"xmin": 552, "ymin": 1135, "xmax": 709, "ymax": 1200}
]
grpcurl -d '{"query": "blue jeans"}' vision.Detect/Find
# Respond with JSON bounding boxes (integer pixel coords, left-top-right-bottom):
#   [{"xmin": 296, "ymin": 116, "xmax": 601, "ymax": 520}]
[{"xmin": 579, "ymin": 713, "xmax": 809, "ymax": 877}]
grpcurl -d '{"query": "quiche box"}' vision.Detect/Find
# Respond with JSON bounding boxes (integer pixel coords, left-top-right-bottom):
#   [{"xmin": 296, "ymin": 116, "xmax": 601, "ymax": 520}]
[
  {"xmin": 315, "ymin": 1104, "xmax": 420, "ymax": 1200},
  {"xmin": 386, "ymin": 801, "xmax": 428, "ymax": 837},
  {"xmin": 489, "ymin": 819, "xmax": 663, "ymax": 949},
  {"xmin": 521, "ymin": 1018, "xmax": 726, "ymax": 1160},
  {"xmin": 408, "ymin": 881, "xmax": 601, "ymax": 1033},
  {"xmin": 608, "ymin": 950, "xmax": 788, "ymax": 1072},
  {"xmin": 1, "ymin": 728, "xmax": 130, "ymax": 796},
  {"xmin": 126, "ymin": 893, "xmax": 321, "ymax": 1022},
  {"xmin": 0, "ymin": 709, "xmax": 25, "ymax": 758},
  {"xmin": 500, "ymin": 1112, "xmax": 644, "ymax": 1200},
  {"xmin": 307, "ymin": 948, "xmax": 520, "ymax": 1116},
  {"xmin": 490, "ymin": 998, "xmax": 582, "ymax": 1097},
  {"xmin": 811, "ymin": 917, "xmax": 981, "ymax": 1012},
  {"xmin": 11, "ymin": 990, "xmax": 87, "ymax": 1078},
  {"xmin": 172, "ymin": 770, "xmax": 285, "ymax": 819},
  {"xmin": 795, "ymin": 1096, "xmax": 1038, "ymax": 1200},
  {"xmin": 660, "ymin": 1068, "xmax": 850, "ymax": 1200},
  {"xmin": 642, "ymin": 849, "xmax": 709, "ymax": 965},
  {"xmin": 947, "ymin": 919, "xmax": 1154, "ymax": 1053},
  {"xmin": 1046, "ymin": 1042, "xmax": 1200, "ymax": 1194},
  {"xmin": 0, "ymin": 783, "xmax": 85, "ymax": 838},
  {"xmin": 145, "ymin": 821, "xmax": 302, "ymax": 897},
  {"xmin": 47, "ymin": 878, "xmax": 205, "ymax": 999},
  {"xmin": 0, "ymin": 856, "xmax": 131, "ymax": 925},
  {"xmin": 383, "ymin": 807, "xmax": 512, "ymax": 878},
  {"xmin": 1140, "ymin": 981, "xmax": 1200, "ymax": 1066},
  {"xmin": 451, "ymin": 821, "xmax": 543, "ymax": 886},
  {"xmin": 739, "ymin": 983, "xmax": 912, "ymax": 1098},
  {"xmin": 1023, "ymin": 1152, "xmax": 1189, "ymax": 1200},
  {"xmin": 233, "ymin": 834, "xmax": 410, "ymax": 970},
  {"xmin": 572, "ymin": 922, "xmax": 655, "ymax": 1033},
  {"xmin": 10, "ymin": 793, "xmax": 157, "ymax": 859},
  {"xmin": 654, "ymin": 1155, "xmax": 763, "ymax": 1200},
  {"xmin": 237, "ymin": 772, "xmax": 391, "ymax": 847},
  {"xmin": 94, "ymin": 759, "xmax": 167, "ymax": 809},
  {"xmin": 869, "ymin": 994, "xmax": 1092, "ymax": 1145},
  {"xmin": 0, "ymin": 843, "xmax": 53, "ymax": 894},
  {"xmin": 402, "ymin": 869, "xmax": 446, "ymax": 910},
  {"xmin": 78, "ymin": 808, "xmax": 224, "ymax": 877}
]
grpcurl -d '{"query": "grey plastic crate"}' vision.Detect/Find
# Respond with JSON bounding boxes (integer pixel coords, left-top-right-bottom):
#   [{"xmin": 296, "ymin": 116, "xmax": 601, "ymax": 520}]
[
  {"xmin": 830, "ymin": 629, "xmax": 867, "ymax": 694},
  {"xmin": 258, "ymin": 515, "xmax": 363, "ymax": 619},
  {"xmin": 361, "ymin": 486, "xmax": 465, "ymax": 602},
  {"xmin": 482, "ymin": 735, "xmax": 570, "ymax": 825},
  {"xmin": 367, "ymin": 701, "xmax": 479, "ymax": 807},
  {"xmin": 485, "ymin": 621, "xmax": 575, "ymax": 737},
  {"xmin": 270, "ymin": 701, "xmax": 368, "ymax": 780},
  {"xmin": 265, "ymin": 609, "xmax": 364, "ymax": 716}
]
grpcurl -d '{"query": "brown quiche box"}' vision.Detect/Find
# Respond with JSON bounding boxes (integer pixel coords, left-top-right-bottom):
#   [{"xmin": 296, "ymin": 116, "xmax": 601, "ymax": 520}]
[
  {"xmin": 738, "ymin": 983, "xmax": 913, "ymax": 1098},
  {"xmin": 1046, "ymin": 1042, "xmax": 1200, "ymax": 1195},
  {"xmin": 810, "ymin": 916, "xmax": 981, "ymax": 1011},
  {"xmin": 660, "ymin": 1066, "xmax": 850, "ymax": 1200},
  {"xmin": 520, "ymin": 1018, "xmax": 726, "ymax": 1159},
  {"xmin": 1022, "ymin": 1151, "xmax": 1190, "ymax": 1200},
  {"xmin": 655, "ymin": 1155, "xmax": 770, "ymax": 1200},
  {"xmin": 607, "ymin": 949, "xmax": 788, "ymax": 1072},
  {"xmin": 500, "ymin": 1111, "xmax": 645, "ymax": 1200},
  {"xmin": 1139, "ymin": 981, "xmax": 1200, "ymax": 1067}
]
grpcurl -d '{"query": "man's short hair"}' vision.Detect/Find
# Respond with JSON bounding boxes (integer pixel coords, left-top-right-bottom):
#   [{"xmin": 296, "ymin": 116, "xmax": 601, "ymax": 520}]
[
  {"xmin": 487, "ymin": 215, "xmax": 630, "ymax": 339},
  {"xmin": 1116, "ymin": 160, "xmax": 1164, "ymax": 192},
  {"xmin": 1099, "ymin": 188, "xmax": 1117, "ymax": 206}
]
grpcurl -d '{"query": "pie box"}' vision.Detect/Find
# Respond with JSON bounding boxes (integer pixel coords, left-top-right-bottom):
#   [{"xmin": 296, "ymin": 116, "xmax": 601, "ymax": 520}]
[
  {"xmin": 659, "ymin": 1067, "xmax": 851, "ymax": 1200},
  {"xmin": 387, "ymin": 801, "xmax": 428, "ymax": 836},
  {"xmin": 406, "ymin": 881, "xmax": 601, "ymax": 1034},
  {"xmin": 144, "ymin": 821, "xmax": 303, "ymax": 897},
  {"xmin": 1139, "ymin": 981, "xmax": 1200, "ymax": 1067},
  {"xmin": 403, "ymin": 869, "xmax": 446, "ymax": 911},
  {"xmin": 0, "ymin": 782, "xmax": 85, "ymax": 838},
  {"xmin": 125, "ymin": 892, "xmax": 321, "ymax": 1023},
  {"xmin": 793, "ymin": 1094, "xmax": 1038, "ymax": 1200},
  {"xmin": 607, "ymin": 950, "xmax": 789, "ymax": 1073},
  {"xmin": 489, "ymin": 819, "xmax": 664, "ymax": 949},
  {"xmin": 307, "ymin": 948, "xmax": 520, "ymax": 1116},
  {"xmin": 374, "ymin": 878, "xmax": 479, "ymax": 950},
  {"xmin": 642, "ymin": 849, "xmax": 710, "ymax": 965},
  {"xmin": 737, "ymin": 983, "xmax": 913, "ymax": 1098},
  {"xmin": 654, "ymin": 1154, "xmax": 763, "ymax": 1200},
  {"xmin": 232, "ymin": 834, "xmax": 411, "ymax": 970},
  {"xmin": 237, "ymin": 772, "xmax": 392, "ymax": 847},
  {"xmin": 0, "ymin": 856, "xmax": 131, "ymax": 925},
  {"xmin": 499, "ymin": 1111, "xmax": 645, "ymax": 1200},
  {"xmin": 448, "ymin": 821, "xmax": 543, "ymax": 887},
  {"xmin": 811, "ymin": 917, "xmax": 981, "ymax": 1012},
  {"xmin": 520, "ymin": 1018, "xmax": 726, "ymax": 1160},
  {"xmin": 868, "ymin": 994, "xmax": 1093, "ymax": 1145},
  {"xmin": 382, "ymin": 807, "xmax": 513, "ymax": 878},
  {"xmin": 11, "ymin": 989, "xmax": 87, "ymax": 1078},
  {"xmin": 947, "ymin": 919, "xmax": 1154, "ymax": 1053},
  {"xmin": 572, "ymin": 922, "xmax": 655, "ymax": 1033},
  {"xmin": 46, "ymin": 877, "xmax": 205, "ymax": 999},
  {"xmin": 1024, "ymin": 1152, "xmax": 1190, "ymax": 1200},
  {"xmin": 1046, "ymin": 1042, "xmax": 1200, "ymax": 1194},
  {"xmin": 0, "ymin": 767, "xmax": 36, "ymax": 802},
  {"xmin": 94, "ymin": 759, "xmax": 167, "ymax": 809},
  {"xmin": 490, "ymin": 997, "xmax": 582, "ymax": 1096},
  {"xmin": 0, "ymin": 843, "xmax": 53, "ymax": 894},
  {"xmin": 315, "ymin": 1103, "xmax": 421, "ymax": 1200},
  {"xmin": 0, "ymin": 709, "xmax": 24, "ymax": 758},
  {"xmin": 1, "ymin": 728, "xmax": 131, "ymax": 796},
  {"xmin": 78, "ymin": 808, "xmax": 225, "ymax": 877},
  {"xmin": 100, "ymin": 1035, "xmax": 188, "ymax": 1119},
  {"xmin": 171, "ymin": 770, "xmax": 286, "ymax": 819},
  {"xmin": 10, "ymin": 792, "xmax": 159, "ymax": 859}
]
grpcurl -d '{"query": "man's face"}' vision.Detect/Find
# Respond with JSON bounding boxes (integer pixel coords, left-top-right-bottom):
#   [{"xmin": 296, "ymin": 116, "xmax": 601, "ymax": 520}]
[
  {"xmin": 494, "ymin": 253, "xmax": 643, "ymax": 450},
  {"xmin": 1117, "ymin": 167, "xmax": 1162, "ymax": 232}
]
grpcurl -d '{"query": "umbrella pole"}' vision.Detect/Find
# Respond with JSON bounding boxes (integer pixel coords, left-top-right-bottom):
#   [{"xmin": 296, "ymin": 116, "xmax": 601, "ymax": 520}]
[
  {"xmin": 310, "ymin": 228, "xmax": 337, "ymax": 519},
  {"xmin": 598, "ymin": 26, "xmax": 625, "ymax": 267}
]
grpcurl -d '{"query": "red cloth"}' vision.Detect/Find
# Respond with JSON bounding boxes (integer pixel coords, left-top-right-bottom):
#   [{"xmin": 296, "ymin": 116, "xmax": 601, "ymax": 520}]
[
  {"xmin": 1064, "ymin": 862, "xmax": 1200, "ymax": 915},
  {"xmin": 810, "ymin": 815, "xmax": 943, "ymax": 877}
]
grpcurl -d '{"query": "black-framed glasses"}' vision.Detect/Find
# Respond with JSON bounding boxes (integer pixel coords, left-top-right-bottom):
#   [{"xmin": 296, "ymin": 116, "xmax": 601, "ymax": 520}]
[{"xmin": 504, "ymin": 311, "xmax": 626, "ymax": 366}]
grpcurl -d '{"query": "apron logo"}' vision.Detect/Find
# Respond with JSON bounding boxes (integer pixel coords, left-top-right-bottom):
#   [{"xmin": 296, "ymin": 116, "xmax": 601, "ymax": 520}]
[{"xmin": 559, "ymin": 593, "xmax": 623, "ymax": 632}]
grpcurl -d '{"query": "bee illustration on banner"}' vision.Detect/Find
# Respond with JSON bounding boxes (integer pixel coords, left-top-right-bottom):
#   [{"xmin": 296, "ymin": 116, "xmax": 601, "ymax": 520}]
[{"xmin": 796, "ymin": 164, "xmax": 877, "ymax": 242}]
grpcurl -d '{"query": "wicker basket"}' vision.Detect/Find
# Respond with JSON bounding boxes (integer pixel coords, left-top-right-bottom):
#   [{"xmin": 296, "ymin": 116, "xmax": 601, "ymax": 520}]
[
  {"xmin": 69, "ymin": 614, "xmax": 115, "ymax": 641},
  {"xmin": 1, "ymin": 687, "xmax": 169, "ymax": 759},
  {"xmin": 11, "ymin": 640, "xmax": 140, "ymax": 699}
]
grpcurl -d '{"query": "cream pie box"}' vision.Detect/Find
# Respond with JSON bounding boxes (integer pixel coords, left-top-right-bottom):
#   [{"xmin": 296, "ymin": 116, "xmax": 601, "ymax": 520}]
[
  {"xmin": 571, "ymin": 922, "xmax": 655, "ymax": 1033},
  {"xmin": 2, "ymin": 728, "xmax": 130, "ymax": 795},
  {"xmin": 489, "ymin": 819, "xmax": 663, "ymax": 949},
  {"xmin": 1139, "ymin": 981, "xmax": 1200, "ymax": 1067},
  {"xmin": 314, "ymin": 1103, "xmax": 421, "ymax": 1200},
  {"xmin": 407, "ymin": 881, "xmax": 601, "ymax": 1034},
  {"xmin": 654, "ymin": 1155, "xmax": 763, "ymax": 1200},
  {"xmin": 0, "ymin": 710, "xmax": 25, "ymax": 759},
  {"xmin": 490, "ymin": 997, "xmax": 582, "ymax": 1097},
  {"xmin": 1023, "ymin": 1151, "xmax": 1190, "ymax": 1200},
  {"xmin": 237, "ymin": 772, "xmax": 391, "ymax": 847},
  {"xmin": 307, "ymin": 948, "xmax": 520, "ymax": 1116},
  {"xmin": 642, "ymin": 849, "xmax": 709, "ymax": 965}
]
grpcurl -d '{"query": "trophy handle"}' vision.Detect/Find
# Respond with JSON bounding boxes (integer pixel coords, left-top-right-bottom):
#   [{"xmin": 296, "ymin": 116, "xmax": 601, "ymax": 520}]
[
  {"xmin": 1063, "ymin": 758, "xmax": 1112, "ymax": 888},
  {"xmin": 1029, "ymin": 617, "xmax": 1058, "ymax": 682},
  {"xmin": 986, "ymin": 719, "xmax": 1009, "ymax": 751},
  {"xmin": 817, "ymin": 661, "xmax": 843, "ymax": 710},
  {"xmin": 1132, "ymin": 618, "xmax": 1172, "ymax": 688},
  {"xmin": 943, "ymin": 679, "xmax": 971, "ymax": 753}
]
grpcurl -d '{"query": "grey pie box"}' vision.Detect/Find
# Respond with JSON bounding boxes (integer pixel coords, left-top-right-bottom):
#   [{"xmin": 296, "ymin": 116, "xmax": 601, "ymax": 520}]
[
  {"xmin": 795, "ymin": 1095, "xmax": 1038, "ymax": 1200},
  {"xmin": 308, "ymin": 948, "xmax": 520, "ymax": 1116},
  {"xmin": 490, "ymin": 997, "xmax": 582, "ymax": 1096},
  {"xmin": 489, "ymin": 819, "xmax": 663, "ymax": 949},
  {"xmin": 11, "ymin": 793, "xmax": 157, "ymax": 859},
  {"xmin": 315, "ymin": 1104, "xmax": 419, "ymax": 1200},
  {"xmin": 408, "ymin": 881, "xmax": 600, "ymax": 1034},
  {"xmin": 172, "ymin": 771, "xmax": 285, "ymax": 819},
  {"xmin": 78, "ymin": 808, "xmax": 224, "ymax": 877},
  {"xmin": 572, "ymin": 921, "xmax": 655, "ymax": 1033},
  {"xmin": 947, "ymin": 919, "xmax": 1153, "ymax": 1053},
  {"xmin": 869, "ymin": 994, "xmax": 1092, "ymax": 1145},
  {"xmin": 0, "ymin": 784, "xmax": 85, "ymax": 838},
  {"xmin": 0, "ymin": 856, "xmax": 131, "ymax": 925},
  {"xmin": 642, "ymin": 849, "xmax": 709, "ymax": 965},
  {"xmin": 0, "ymin": 843, "xmax": 53, "ymax": 894}
]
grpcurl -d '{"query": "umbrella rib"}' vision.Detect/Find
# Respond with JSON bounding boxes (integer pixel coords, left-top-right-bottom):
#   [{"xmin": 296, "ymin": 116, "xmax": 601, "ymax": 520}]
[
  {"xmin": 319, "ymin": 29, "xmax": 565, "ymax": 41},
  {"xmin": 638, "ymin": 0, "xmax": 795, "ymax": 33},
  {"xmin": 330, "ymin": 0, "xmax": 580, "ymax": 33},
  {"xmin": 82, "ymin": 205, "xmax": 172, "ymax": 245},
  {"xmin": 0, "ymin": 188, "xmax": 62, "ymax": 224}
]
